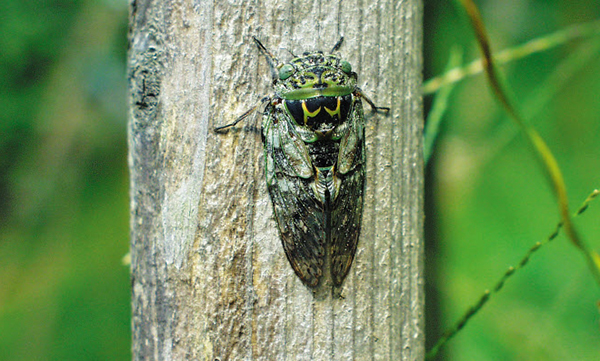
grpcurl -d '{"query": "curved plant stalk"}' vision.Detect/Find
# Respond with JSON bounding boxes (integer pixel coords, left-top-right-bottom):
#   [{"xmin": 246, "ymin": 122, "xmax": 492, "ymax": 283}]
[
  {"xmin": 426, "ymin": 189, "xmax": 600, "ymax": 360},
  {"xmin": 459, "ymin": 0, "xmax": 600, "ymax": 284},
  {"xmin": 425, "ymin": 1, "xmax": 600, "ymax": 359}
]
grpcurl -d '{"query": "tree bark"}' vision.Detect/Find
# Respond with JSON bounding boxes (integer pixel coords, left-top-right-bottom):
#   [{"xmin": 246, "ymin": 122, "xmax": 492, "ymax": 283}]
[{"xmin": 128, "ymin": 0, "xmax": 423, "ymax": 360}]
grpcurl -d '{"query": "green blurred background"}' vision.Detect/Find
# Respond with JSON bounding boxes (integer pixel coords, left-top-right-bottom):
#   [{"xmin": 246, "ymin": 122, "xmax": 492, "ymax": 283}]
[
  {"xmin": 0, "ymin": 0, "xmax": 598, "ymax": 360},
  {"xmin": 0, "ymin": 0, "xmax": 130, "ymax": 359},
  {"xmin": 425, "ymin": 0, "xmax": 600, "ymax": 360}
]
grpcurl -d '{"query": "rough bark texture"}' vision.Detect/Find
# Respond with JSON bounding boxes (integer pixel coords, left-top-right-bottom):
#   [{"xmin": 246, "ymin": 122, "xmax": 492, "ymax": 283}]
[{"xmin": 128, "ymin": 0, "xmax": 423, "ymax": 360}]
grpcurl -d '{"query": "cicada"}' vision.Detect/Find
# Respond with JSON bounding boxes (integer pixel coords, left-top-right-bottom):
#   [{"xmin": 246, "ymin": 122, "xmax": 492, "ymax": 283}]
[{"xmin": 216, "ymin": 37, "xmax": 388, "ymax": 290}]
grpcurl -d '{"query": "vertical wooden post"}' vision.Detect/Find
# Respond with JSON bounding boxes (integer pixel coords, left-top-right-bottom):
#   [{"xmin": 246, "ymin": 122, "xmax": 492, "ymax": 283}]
[{"xmin": 128, "ymin": 0, "xmax": 423, "ymax": 359}]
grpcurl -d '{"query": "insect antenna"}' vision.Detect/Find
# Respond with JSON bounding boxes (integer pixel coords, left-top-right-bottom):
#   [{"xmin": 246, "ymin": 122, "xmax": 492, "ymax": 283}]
[
  {"xmin": 330, "ymin": 37, "xmax": 344, "ymax": 53},
  {"xmin": 253, "ymin": 37, "xmax": 280, "ymax": 81}
]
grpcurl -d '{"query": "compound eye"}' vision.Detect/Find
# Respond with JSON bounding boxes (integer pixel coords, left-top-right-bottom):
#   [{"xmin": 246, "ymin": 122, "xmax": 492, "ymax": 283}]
[
  {"xmin": 279, "ymin": 64, "xmax": 295, "ymax": 80},
  {"xmin": 340, "ymin": 60, "xmax": 352, "ymax": 74}
]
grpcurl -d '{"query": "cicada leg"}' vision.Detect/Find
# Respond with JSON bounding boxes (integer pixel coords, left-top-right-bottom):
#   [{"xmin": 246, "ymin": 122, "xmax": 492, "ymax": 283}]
[{"xmin": 214, "ymin": 96, "xmax": 270, "ymax": 132}]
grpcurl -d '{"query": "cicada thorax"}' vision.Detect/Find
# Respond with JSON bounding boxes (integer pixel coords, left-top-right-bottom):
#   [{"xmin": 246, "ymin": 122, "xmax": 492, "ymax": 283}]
[{"xmin": 284, "ymin": 94, "xmax": 352, "ymax": 164}]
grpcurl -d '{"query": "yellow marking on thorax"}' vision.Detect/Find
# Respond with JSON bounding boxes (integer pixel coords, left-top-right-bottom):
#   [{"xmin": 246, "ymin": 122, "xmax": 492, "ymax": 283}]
[
  {"xmin": 301, "ymin": 101, "xmax": 321, "ymax": 125},
  {"xmin": 324, "ymin": 97, "xmax": 341, "ymax": 118}
]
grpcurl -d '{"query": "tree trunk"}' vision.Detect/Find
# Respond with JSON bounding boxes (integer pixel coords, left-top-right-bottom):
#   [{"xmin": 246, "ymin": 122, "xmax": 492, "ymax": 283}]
[{"xmin": 128, "ymin": 0, "xmax": 423, "ymax": 360}]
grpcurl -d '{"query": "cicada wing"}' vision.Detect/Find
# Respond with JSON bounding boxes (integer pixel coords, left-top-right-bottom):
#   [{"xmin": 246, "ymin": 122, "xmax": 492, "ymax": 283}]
[
  {"xmin": 331, "ymin": 99, "xmax": 366, "ymax": 286},
  {"xmin": 263, "ymin": 107, "xmax": 326, "ymax": 288}
]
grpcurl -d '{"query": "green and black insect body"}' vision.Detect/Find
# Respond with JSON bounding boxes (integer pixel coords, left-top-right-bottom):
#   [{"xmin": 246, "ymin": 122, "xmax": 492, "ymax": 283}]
[{"xmin": 216, "ymin": 37, "xmax": 388, "ymax": 290}]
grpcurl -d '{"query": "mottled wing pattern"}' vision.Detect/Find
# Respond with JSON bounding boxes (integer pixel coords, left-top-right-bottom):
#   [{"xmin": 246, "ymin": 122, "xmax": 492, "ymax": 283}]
[
  {"xmin": 262, "ymin": 105, "xmax": 327, "ymax": 287},
  {"xmin": 331, "ymin": 99, "xmax": 366, "ymax": 286}
]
